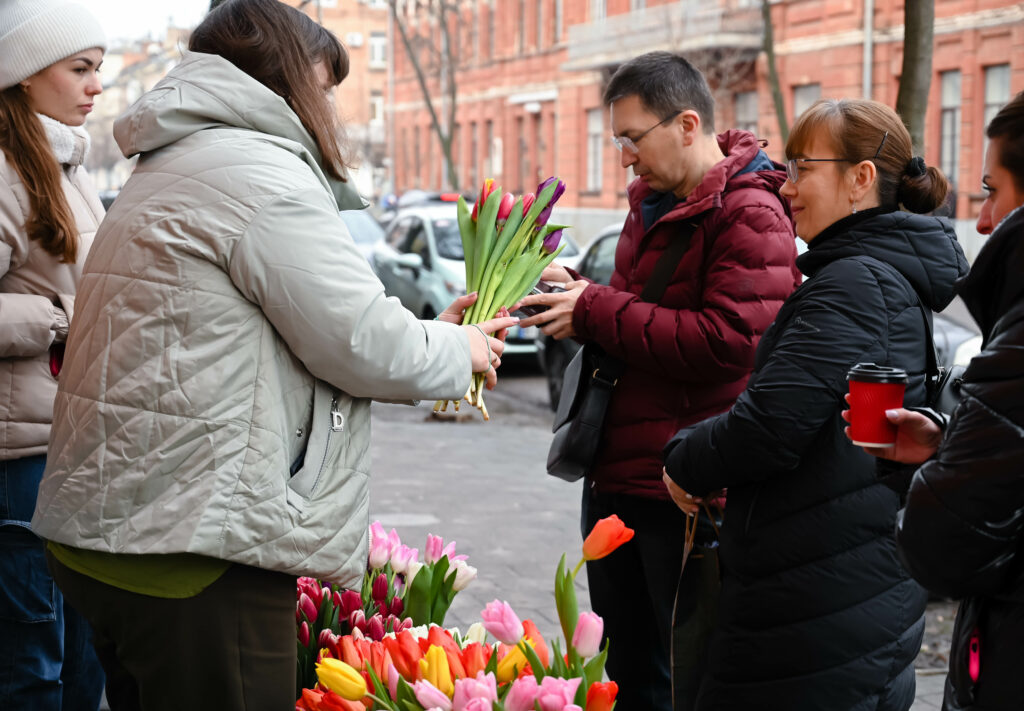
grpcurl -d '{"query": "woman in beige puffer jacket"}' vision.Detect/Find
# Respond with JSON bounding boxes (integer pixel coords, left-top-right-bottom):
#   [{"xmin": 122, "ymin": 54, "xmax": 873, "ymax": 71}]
[{"xmin": 0, "ymin": 1, "xmax": 107, "ymax": 707}]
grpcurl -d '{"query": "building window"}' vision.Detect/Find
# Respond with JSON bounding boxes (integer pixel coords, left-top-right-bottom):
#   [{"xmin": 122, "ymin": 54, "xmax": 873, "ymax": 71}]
[
  {"xmin": 487, "ymin": 0, "xmax": 496, "ymax": 59},
  {"xmin": 369, "ymin": 32, "xmax": 387, "ymax": 69},
  {"xmin": 367, "ymin": 0, "xmax": 386, "ymax": 8},
  {"xmin": 940, "ymin": 70, "xmax": 961, "ymax": 187},
  {"xmin": 470, "ymin": 122, "xmax": 479, "ymax": 188},
  {"xmin": 586, "ymin": 108, "xmax": 603, "ymax": 192},
  {"xmin": 591, "ymin": 0, "xmax": 606, "ymax": 21},
  {"xmin": 734, "ymin": 91, "xmax": 758, "ymax": 134},
  {"xmin": 984, "ymin": 64, "xmax": 1011, "ymax": 131},
  {"xmin": 792, "ymin": 83, "xmax": 820, "ymax": 119},
  {"xmin": 630, "ymin": 0, "xmax": 645, "ymax": 10},
  {"xmin": 370, "ymin": 91, "xmax": 384, "ymax": 125},
  {"xmin": 414, "ymin": 125, "xmax": 421, "ymax": 185},
  {"xmin": 485, "ymin": 119, "xmax": 494, "ymax": 176},
  {"xmin": 518, "ymin": 0, "xmax": 526, "ymax": 53},
  {"xmin": 517, "ymin": 117, "xmax": 528, "ymax": 192}
]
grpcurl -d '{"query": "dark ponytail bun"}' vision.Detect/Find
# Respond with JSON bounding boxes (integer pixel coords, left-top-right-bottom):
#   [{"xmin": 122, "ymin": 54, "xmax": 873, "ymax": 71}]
[{"xmin": 898, "ymin": 165, "xmax": 950, "ymax": 214}]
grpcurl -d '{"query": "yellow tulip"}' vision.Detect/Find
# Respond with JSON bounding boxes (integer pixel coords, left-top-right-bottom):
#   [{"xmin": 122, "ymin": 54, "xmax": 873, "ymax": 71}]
[
  {"xmin": 418, "ymin": 645, "xmax": 454, "ymax": 697},
  {"xmin": 316, "ymin": 657, "xmax": 367, "ymax": 701},
  {"xmin": 495, "ymin": 638, "xmax": 534, "ymax": 684}
]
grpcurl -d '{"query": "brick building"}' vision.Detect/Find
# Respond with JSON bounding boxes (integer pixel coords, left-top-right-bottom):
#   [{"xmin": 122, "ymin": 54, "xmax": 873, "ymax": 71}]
[{"xmin": 389, "ymin": 0, "xmax": 1024, "ymax": 246}]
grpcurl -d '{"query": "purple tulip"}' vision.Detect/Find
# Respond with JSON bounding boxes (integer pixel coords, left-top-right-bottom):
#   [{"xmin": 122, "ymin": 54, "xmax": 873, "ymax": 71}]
[
  {"xmin": 536, "ymin": 176, "xmax": 556, "ymax": 194},
  {"xmin": 542, "ymin": 229, "xmax": 563, "ymax": 254},
  {"xmin": 535, "ymin": 204, "xmax": 553, "ymax": 228},
  {"xmin": 571, "ymin": 611, "xmax": 604, "ymax": 658}
]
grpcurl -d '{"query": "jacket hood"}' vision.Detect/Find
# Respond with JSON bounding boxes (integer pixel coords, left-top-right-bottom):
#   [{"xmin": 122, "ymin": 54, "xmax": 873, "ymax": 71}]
[
  {"xmin": 113, "ymin": 50, "xmax": 364, "ymax": 210},
  {"xmin": 957, "ymin": 205, "xmax": 1024, "ymax": 339},
  {"xmin": 796, "ymin": 208, "xmax": 968, "ymax": 312},
  {"xmin": 626, "ymin": 129, "xmax": 787, "ymax": 219}
]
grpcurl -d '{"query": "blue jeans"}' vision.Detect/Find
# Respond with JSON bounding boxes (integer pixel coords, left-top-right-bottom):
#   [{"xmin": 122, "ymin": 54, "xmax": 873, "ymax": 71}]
[{"xmin": 0, "ymin": 455, "xmax": 104, "ymax": 710}]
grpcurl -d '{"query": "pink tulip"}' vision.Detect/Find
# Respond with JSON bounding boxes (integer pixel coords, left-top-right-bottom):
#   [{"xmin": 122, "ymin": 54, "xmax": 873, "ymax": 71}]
[
  {"xmin": 318, "ymin": 628, "xmax": 335, "ymax": 649},
  {"xmin": 349, "ymin": 609, "xmax": 366, "ymax": 631},
  {"xmin": 390, "ymin": 544, "xmax": 419, "ymax": 575},
  {"xmin": 504, "ymin": 676, "xmax": 540, "ymax": 711},
  {"xmin": 480, "ymin": 600, "xmax": 524, "ymax": 645},
  {"xmin": 441, "ymin": 541, "xmax": 458, "ymax": 560},
  {"xmin": 447, "ymin": 560, "xmax": 478, "ymax": 592},
  {"xmin": 367, "ymin": 614, "xmax": 386, "ymax": 641},
  {"xmin": 339, "ymin": 590, "xmax": 363, "ymax": 617},
  {"xmin": 414, "ymin": 680, "xmax": 453, "ymax": 711},
  {"xmin": 522, "ymin": 193, "xmax": 536, "ymax": 214},
  {"xmin": 299, "ymin": 592, "xmax": 318, "ymax": 623},
  {"xmin": 572, "ymin": 611, "xmax": 604, "ymax": 658},
  {"xmin": 369, "ymin": 521, "xmax": 393, "ymax": 569},
  {"xmin": 298, "ymin": 620, "xmax": 310, "ymax": 647},
  {"xmin": 497, "ymin": 192, "xmax": 515, "ymax": 222},
  {"xmin": 424, "ymin": 534, "xmax": 444, "ymax": 564},
  {"xmin": 453, "ymin": 672, "xmax": 498, "ymax": 711},
  {"xmin": 387, "ymin": 662, "xmax": 401, "ymax": 700},
  {"xmin": 536, "ymin": 676, "xmax": 582, "ymax": 711}
]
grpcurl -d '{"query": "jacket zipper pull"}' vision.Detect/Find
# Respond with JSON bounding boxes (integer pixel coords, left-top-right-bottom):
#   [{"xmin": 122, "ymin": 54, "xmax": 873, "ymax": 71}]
[
  {"xmin": 968, "ymin": 627, "xmax": 981, "ymax": 682},
  {"xmin": 330, "ymin": 398, "xmax": 344, "ymax": 432}
]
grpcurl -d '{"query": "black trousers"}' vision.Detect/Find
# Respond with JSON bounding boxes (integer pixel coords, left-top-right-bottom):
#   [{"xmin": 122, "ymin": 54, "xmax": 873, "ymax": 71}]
[
  {"xmin": 47, "ymin": 550, "xmax": 296, "ymax": 711},
  {"xmin": 582, "ymin": 486, "xmax": 689, "ymax": 711}
]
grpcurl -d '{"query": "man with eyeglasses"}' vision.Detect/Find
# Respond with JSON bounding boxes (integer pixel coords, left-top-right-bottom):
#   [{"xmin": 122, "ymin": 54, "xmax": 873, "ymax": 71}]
[{"xmin": 518, "ymin": 51, "xmax": 801, "ymax": 711}]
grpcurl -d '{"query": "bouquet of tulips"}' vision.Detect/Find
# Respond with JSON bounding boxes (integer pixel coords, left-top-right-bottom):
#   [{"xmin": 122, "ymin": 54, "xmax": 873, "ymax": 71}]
[
  {"xmin": 296, "ymin": 522, "xmax": 477, "ymax": 696},
  {"xmin": 296, "ymin": 515, "xmax": 634, "ymax": 711},
  {"xmin": 435, "ymin": 177, "xmax": 569, "ymax": 420}
]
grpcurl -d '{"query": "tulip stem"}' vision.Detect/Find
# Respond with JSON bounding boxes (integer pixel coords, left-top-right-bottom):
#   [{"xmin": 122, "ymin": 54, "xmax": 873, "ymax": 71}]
[{"xmin": 571, "ymin": 558, "xmax": 585, "ymax": 580}]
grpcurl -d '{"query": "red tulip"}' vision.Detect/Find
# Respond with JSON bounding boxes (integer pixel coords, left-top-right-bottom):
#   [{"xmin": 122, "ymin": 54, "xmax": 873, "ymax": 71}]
[
  {"xmin": 460, "ymin": 642, "xmax": 491, "ymax": 678},
  {"xmin": 586, "ymin": 681, "xmax": 618, "ymax": 711},
  {"xmin": 299, "ymin": 621, "xmax": 310, "ymax": 647},
  {"xmin": 497, "ymin": 192, "xmax": 515, "ymax": 222},
  {"xmin": 582, "ymin": 515, "xmax": 635, "ymax": 561}
]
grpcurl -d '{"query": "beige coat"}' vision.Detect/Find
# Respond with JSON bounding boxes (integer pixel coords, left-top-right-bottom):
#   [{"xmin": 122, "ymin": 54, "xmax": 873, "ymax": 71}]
[
  {"xmin": 0, "ymin": 127, "xmax": 103, "ymax": 459},
  {"xmin": 32, "ymin": 52, "xmax": 471, "ymax": 584}
]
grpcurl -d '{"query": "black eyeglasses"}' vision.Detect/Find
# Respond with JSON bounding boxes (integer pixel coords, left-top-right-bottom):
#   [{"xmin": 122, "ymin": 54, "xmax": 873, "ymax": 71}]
[
  {"xmin": 611, "ymin": 110, "xmax": 682, "ymax": 154},
  {"xmin": 786, "ymin": 131, "xmax": 891, "ymax": 183}
]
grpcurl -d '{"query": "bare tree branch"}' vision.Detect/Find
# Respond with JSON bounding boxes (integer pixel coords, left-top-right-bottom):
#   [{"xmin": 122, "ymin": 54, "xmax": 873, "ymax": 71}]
[{"xmin": 895, "ymin": 0, "xmax": 934, "ymax": 155}]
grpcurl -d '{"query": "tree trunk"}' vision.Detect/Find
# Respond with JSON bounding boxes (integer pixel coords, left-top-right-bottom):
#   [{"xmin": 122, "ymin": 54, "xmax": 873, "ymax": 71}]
[
  {"xmin": 895, "ymin": 0, "xmax": 934, "ymax": 155},
  {"xmin": 761, "ymin": 0, "xmax": 789, "ymax": 146},
  {"xmin": 390, "ymin": 0, "xmax": 460, "ymax": 191}
]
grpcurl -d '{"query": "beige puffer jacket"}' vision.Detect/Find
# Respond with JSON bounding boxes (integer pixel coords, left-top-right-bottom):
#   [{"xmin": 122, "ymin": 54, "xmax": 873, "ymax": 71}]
[
  {"xmin": 32, "ymin": 52, "xmax": 471, "ymax": 585},
  {"xmin": 0, "ymin": 123, "xmax": 103, "ymax": 459}
]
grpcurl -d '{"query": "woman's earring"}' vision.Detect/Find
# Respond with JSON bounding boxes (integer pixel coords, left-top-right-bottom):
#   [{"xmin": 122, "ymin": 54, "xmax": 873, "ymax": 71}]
[{"xmin": 851, "ymin": 201, "xmax": 858, "ymax": 215}]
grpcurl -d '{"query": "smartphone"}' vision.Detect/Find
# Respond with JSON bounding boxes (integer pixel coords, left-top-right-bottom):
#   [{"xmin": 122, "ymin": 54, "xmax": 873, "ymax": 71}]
[{"xmin": 515, "ymin": 281, "xmax": 565, "ymax": 318}]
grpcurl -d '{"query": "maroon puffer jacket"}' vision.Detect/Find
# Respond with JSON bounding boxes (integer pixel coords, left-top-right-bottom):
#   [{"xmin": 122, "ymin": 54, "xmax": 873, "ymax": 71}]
[{"xmin": 572, "ymin": 130, "xmax": 800, "ymax": 498}]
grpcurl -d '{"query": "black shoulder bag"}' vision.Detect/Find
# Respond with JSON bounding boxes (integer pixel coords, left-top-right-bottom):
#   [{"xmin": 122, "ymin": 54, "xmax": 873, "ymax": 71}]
[
  {"xmin": 546, "ymin": 219, "xmax": 703, "ymax": 482},
  {"xmin": 918, "ymin": 305, "xmax": 968, "ymax": 416}
]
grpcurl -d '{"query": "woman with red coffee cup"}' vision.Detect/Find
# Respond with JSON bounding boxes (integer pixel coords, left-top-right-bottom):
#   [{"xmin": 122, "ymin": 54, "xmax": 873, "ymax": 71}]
[
  {"xmin": 662, "ymin": 99, "xmax": 968, "ymax": 710},
  {"xmin": 850, "ymin": 91, "xmax": 1024, "ymax": 711}
]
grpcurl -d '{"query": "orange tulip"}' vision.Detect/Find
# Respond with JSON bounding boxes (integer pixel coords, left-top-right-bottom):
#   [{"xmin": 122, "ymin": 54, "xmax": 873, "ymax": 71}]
[
  {"xmin": 460, "ymin": 642, "xmax": 491, "ymax": 678},
  {"xmin": 338, "ymin": 635, "xmax": 364, "ymax": 669},
  {"xmin": 582, "ymin": 515, "xmax": 634, "ymax": 561},
  {"xmin": 382, "ymin": 630, "xmax": 423, "ymax": 681},
  {"xmin": 586, "ymin": 681, "xmax": 618, "ymax": 711},
  {"xmin": 522, "ymin": 619, "xmax": 550, "ymax": 668}
]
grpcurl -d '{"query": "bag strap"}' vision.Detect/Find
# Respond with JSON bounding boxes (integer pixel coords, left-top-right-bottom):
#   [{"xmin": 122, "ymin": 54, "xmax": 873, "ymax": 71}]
[{"xmin": 592, "ymin": 217, "xmax": 705, "ymax": 384}]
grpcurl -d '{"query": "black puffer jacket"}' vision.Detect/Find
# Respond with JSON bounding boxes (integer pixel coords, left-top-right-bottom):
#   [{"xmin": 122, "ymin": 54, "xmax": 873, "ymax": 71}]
[
  {"xmin": 664, "ymin": 207, "xmax": 968, "ymax": 710},
  {"xmin": 896, "ymin": 206, "xmax": 1024, "ymax": 711}
]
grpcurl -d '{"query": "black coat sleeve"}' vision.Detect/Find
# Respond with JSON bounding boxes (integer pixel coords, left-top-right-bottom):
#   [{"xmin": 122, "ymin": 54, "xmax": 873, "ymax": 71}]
[
  {"xmin": 896, "ymin": 322, "xmax": 1024, "ymax": 598},
  {"xmin": 664, "ymin": 259, "xmax": 894, "ymax": 495}
]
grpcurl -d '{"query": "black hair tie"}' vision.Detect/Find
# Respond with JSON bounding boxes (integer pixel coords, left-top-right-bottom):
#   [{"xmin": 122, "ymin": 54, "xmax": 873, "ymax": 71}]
[{"xmin": 906, "ymin": 156, "xmax": 927, "ymax": 178}]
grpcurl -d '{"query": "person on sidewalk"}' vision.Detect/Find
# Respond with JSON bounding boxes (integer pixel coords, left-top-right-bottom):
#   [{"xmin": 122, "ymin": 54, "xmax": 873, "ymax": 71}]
[
  {"xmin": 851, "ymin": 91, "xmax": 1024, "ymax": 711},
  {"xmin": 0, "ymin": 1, "xmax": 107, "ymax": 708},
  {"xmin": 663, "ymin": 98, "xmax": 969, "ymax": 710},
  {"xmin": 30, "ymin": 2, "xmax": 516, "ymax": 710},
  {"xmin": 518, "ymin": 51, "xmax": 800, "ymax": 710}
]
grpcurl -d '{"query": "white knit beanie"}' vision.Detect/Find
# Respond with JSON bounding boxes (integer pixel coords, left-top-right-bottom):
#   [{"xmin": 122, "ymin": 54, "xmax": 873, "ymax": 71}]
[{"xmin": 0, "ymin": 0, "xmax": 107, "ymax": 90}]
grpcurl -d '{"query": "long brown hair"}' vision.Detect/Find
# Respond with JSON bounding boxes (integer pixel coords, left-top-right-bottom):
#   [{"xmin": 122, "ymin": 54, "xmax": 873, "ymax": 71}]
[
  {"xmin": 189, "ymin": 0, "xmax": 350, "ymax": 181},
  {"xmin": 787, "ymin": 98, "xmax": 949, "ymax": 214},
  {"xmin": 0, "ymin": 86, "xmax": 79, "ymax": 263}
]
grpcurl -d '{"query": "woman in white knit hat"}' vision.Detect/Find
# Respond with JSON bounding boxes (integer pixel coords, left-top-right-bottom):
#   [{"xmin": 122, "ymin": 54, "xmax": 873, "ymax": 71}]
[{"xmin": 0, "ymin": 1, "xmax": 107, "ymax": 708}]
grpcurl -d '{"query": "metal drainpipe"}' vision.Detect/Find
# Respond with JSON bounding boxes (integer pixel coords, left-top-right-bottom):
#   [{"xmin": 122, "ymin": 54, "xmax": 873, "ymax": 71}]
[{"xmin": 863, "ymin": 0, "xmax": 874, "ymax": 99}]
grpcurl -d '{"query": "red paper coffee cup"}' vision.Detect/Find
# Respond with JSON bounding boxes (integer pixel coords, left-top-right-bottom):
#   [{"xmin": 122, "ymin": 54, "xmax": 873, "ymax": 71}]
[{"xmin": 847, "ymin": 363, "xmax": 908, "ymax": 447}]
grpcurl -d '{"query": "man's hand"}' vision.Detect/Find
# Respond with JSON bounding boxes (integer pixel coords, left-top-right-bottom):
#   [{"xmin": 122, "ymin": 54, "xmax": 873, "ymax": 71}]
[
  {"xmin": 841, "ymin": 398, "xmax": 943, "ymax": 464},
  {"xmin": 516, "ymin": 279, "xmax": 588, "ymax": 340}
]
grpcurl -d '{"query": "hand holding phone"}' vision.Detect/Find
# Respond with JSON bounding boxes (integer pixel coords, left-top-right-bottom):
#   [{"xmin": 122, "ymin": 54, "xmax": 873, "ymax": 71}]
[{"xmin": 515, "ymin": 281, "xmax": 565, "ymax": 317}]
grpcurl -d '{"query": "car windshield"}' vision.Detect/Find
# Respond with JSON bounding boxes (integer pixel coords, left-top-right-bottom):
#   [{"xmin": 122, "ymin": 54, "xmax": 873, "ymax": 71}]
[
  {"xmin": 339, "ymin": 210, "xmax": 385, "ymax": 245},
  {"xmin": 433, "ymin": 218, "xmax": 464, "ymax": 260}
]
